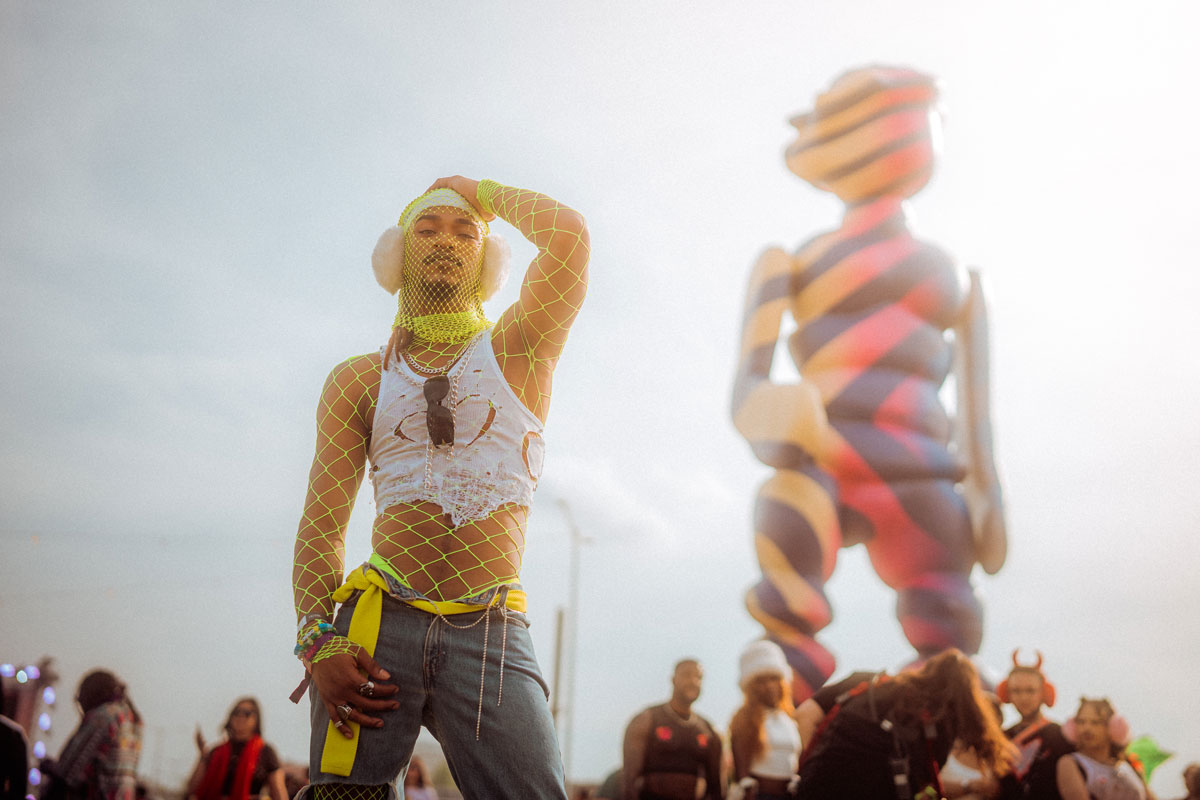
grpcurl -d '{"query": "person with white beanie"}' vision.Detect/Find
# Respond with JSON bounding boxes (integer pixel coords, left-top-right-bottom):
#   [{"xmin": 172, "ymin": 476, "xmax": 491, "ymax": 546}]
[{"xmin": 729, "ymin": 641, "xmax": 801, "ymax": 799}]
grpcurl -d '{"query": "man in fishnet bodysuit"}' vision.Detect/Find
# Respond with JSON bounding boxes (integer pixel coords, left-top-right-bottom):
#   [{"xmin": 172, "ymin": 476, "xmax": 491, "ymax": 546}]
[{"xmin": 292, "ymin": 176, "xmax": 589, "ymax": 800}]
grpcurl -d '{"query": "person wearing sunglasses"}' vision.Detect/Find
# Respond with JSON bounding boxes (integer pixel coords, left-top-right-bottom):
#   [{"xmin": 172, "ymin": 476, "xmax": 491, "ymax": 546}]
[
  {"xmin": 185, "ymin": 698, "xmax": 286, "ymax": 800},
  {"xmin": 292, "ymin": 175, "xmax": 588, "ymax": 800}
]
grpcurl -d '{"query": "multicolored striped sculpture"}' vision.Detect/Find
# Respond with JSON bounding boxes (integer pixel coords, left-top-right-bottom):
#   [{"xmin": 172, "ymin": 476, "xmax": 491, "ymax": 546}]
[{"xmin": 732, "ymin": 66, "xmax": 1006, "ymax": 701}]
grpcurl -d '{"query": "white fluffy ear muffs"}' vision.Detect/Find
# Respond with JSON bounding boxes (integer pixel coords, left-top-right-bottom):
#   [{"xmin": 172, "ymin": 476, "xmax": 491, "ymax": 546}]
[
  {"xmin": 370, "ymin": 227, "xmax": 511, "ymax": 300},
  {"xmin": 478, "ymin": 234, "xmax": 511, "ymax": 301},
  {"xmin": 372, "ymin": 226, "xmax": 406, "ymax": 295}
]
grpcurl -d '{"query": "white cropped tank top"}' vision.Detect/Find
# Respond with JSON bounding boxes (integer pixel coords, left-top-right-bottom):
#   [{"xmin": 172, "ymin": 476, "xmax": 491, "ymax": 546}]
[
  {"xmin": 368, "ymin": 330, "xmax": 545, "ymax": 527},
  {"xmin": 749, "ymin": 709, "xmax": 801, "ymax": 779}
]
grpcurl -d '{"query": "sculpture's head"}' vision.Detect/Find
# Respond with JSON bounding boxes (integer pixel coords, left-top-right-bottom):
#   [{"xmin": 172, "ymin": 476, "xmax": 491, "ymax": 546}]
[{"xmin": 785, "ymin": 66, "xmax": 941, "ymax": 204}]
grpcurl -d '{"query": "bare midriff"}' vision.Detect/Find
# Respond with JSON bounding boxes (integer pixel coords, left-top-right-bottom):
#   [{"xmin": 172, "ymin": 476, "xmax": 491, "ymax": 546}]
[{"xmin": 372, "ymin": 500, "xmax": 528, "ymax": 601}]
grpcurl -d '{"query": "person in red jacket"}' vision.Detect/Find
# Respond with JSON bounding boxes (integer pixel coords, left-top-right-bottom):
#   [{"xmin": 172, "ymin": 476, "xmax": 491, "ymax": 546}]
[{"xmin": 187, "ymin": 698, "xmax": 286, "ymax": 800}]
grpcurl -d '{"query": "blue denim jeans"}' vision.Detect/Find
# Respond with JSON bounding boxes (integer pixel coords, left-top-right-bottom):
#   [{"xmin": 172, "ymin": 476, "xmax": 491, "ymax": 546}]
[{"xmin": 306, "ymin": 579, "xmax": 567, "ymax": 800}]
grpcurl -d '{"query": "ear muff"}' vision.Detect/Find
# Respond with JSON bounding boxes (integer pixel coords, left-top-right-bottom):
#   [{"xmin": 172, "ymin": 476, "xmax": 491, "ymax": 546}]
[
  {"xmin": 1042, "ymin": 680, "xmax": 1057, "ymax": 708},
  {"xmin": 372, "ymin": 227, "xmax": 405, "ymax": 295},
  {"xmin": 371, "ymin": 227, "xmax": 511, "ymax": 300},
  {"xmin": 478, "ymin": 234, "xmax": 511, "ymax": 301},
  {"xmin": 1109, "ymin": 714, "xmax": 1131, "ymax": 747},
  {"xmin": 996, "ymin": 678, "xmax": 1010, "ymax": 704}
]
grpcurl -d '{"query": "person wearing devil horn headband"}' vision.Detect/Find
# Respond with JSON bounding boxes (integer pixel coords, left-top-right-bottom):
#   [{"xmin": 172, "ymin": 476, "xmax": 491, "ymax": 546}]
[{"xmin": 996, "ymin": 651, "xmax": 1073, "ymax": 800}]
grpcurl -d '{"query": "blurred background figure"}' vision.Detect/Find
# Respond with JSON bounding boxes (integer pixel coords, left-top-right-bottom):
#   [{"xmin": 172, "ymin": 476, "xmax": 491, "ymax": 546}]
[
  {"xmin": 1, "ymin": 709, "xmax": 28, "ymax": 800},
  {"xmin": 186, "ymin": 698, "xmax": 286, "ymax": 800},
  {"xmin": 728, "ymin": 641, "xmax": 799, "ymax": 800},
  {"xmin": 622, "ymin": 659, "xmax": 723, "ymax": 800},
  {"xmin": 996, "ymin": 651, "xmax": 1072, "ymax": 800},
  {"xmin": 40, "ymin": 670, "xmax": 142, "ymax": 800},
  {"xmin": 942, "ymin": 693, "xmax": 1004, "ymax": 800},
  {"xmin": 795, "ymin": 650, "xmax": 1012, "ymax": 800},
  {"xmin": 401, "ymin": 755, "xmax": 437, "ymax": 800},
  {"xmin": 1056, "ymin": 698, "xmax": 1150, "ymax": 800},
  {"xmin": 1172, "ymin": 763, "xmax": 1199, "ymax": 800}
]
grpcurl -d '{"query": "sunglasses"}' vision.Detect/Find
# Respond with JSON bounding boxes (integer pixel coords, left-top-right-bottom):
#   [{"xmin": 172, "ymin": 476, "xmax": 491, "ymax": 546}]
[
  {"xmin": 231, "ymin": 708, "xmax": 256, "ymax": 718},
  {"xmin": 424, "ymin": 375, "xmax": 454, "ymax": 446}
]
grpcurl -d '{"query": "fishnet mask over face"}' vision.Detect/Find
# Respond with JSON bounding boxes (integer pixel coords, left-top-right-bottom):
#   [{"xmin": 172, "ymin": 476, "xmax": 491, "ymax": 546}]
[{"xmin": 395, "ymin": 194, "xmax": 490, "ymax": 344}]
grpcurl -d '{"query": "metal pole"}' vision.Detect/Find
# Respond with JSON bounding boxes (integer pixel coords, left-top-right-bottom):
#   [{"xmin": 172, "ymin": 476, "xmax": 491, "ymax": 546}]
[
  {"xmin": 550, "ymin": 607, "xmax": 565, "ymax": 731},
  {"xmin": 558, "ymin": 498, "xmax": 583, "ymax": 782}
]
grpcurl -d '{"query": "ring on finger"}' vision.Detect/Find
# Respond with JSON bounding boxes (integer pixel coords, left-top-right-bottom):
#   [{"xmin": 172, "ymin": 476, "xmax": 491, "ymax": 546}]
[
  {"xmin": 333, "ymin": 719, "xmax": 348, "ymax": 730},
  {"xmin": 358, "ymin": 681, "xmax": 375, "ymax": 698},
  {"xmin": 336, "ymin": 703, "xmax": 354, "ymax": 721}
]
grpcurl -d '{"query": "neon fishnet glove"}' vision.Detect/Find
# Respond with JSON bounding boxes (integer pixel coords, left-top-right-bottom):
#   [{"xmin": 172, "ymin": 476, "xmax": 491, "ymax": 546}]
[{"xmin": 308, "ymin": 635, "xmax": 362, "ymax": 666}]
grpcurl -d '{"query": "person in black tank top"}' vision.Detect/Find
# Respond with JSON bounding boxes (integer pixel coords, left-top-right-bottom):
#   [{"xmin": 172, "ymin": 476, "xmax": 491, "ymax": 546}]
[{"xmin": 621, "ymin": 660, "xmax": 723, "ymax": 800}]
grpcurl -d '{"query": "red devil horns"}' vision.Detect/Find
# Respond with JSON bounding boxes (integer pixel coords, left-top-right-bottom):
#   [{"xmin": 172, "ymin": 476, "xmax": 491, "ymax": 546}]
[{"xmin": 1010, "ymin": 649, "xmax": 1044, "ymax": 670}]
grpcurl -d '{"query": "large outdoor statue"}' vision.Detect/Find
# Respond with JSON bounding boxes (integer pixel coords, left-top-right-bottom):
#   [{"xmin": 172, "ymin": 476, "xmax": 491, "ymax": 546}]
[{"xmin": 731, "ymin": 66, "xmax": 1006, "ymax": 700}]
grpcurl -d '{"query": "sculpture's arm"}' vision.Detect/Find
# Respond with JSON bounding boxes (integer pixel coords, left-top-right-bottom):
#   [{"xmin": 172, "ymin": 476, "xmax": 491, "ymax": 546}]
[
  {"xmin": 731, "ymin": 247, "xmax": 826, "ymax": 467},
  {"xmin": 954, "ymin": 268, "xmax": 1007, "ymax": 574}
]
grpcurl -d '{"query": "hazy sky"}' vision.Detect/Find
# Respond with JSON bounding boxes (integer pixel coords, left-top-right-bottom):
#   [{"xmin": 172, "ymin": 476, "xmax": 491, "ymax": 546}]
[{"xmin": 3, "ymin": 1, "xmax": 1199, "ymax": 795}]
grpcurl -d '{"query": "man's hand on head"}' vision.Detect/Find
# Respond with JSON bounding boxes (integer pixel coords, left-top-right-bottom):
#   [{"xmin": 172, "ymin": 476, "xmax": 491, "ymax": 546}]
[{"xmin": 425, "ymin": 176, "xmax": 496, "ymax": 222}]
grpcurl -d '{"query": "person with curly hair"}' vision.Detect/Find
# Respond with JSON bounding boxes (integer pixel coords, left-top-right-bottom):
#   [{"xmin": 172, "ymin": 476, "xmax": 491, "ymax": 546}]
[{"xmin": 795, "ymin": 649, "xmax": 1013, "ymax": 800}]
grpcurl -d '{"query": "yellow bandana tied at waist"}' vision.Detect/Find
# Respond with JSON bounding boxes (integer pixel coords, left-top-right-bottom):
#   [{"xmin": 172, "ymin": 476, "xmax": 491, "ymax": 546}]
[{"xmin": 318, "ymin": 565, "xmax": 527, "ymax": 776}]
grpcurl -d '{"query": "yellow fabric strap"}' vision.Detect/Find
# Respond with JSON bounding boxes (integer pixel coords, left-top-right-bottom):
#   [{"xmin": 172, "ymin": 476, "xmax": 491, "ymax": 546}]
[
  {"xmin": 317, "ymin": 563, "xmax": 527, "ymax": 776},
  {"xmin": 318, "ymin": 567, "xmax": 385, "ymax": 776}
]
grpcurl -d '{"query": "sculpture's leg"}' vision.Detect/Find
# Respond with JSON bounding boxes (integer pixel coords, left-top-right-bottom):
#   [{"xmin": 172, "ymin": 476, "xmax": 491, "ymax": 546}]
[
  {"xmin": 850, "ymin": 479, "xmax": 981, "ymax": 658},
  {"xmin": 745, "ymin": 461, "xmax": 840, "ymax": 702}
]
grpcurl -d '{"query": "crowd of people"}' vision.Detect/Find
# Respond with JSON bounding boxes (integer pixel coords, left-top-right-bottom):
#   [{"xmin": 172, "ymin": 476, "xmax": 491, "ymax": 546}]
[
  {"xmin": 1, "ymin": 648, "xmax": 1197, "ymax": 800},
  {"xmin": 599, "ymin": 645, "xmax": 1196, "ymax": 800}
]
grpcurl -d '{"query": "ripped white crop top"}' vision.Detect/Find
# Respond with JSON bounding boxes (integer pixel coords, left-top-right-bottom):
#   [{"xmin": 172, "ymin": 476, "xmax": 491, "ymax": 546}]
[{"xmin": 368, "ymin": 330, "xmax": 545, "ymax": 527}]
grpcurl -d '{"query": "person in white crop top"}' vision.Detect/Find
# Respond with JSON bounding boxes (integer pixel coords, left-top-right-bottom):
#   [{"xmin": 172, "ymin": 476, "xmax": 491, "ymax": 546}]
[
  {"xmin": 729, "ymin": 641, "xmax": 801, "ymax": 800},
  {"xmin": 291, "ymin": 176, "xmax": 588, "ymax": 800}
]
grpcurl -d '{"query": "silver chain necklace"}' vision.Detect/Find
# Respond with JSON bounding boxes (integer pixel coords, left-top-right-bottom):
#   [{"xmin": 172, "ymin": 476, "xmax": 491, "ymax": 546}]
[
  {"xmin": 417, "ymin": 334, "xmax": 481, "ymax": 494},
  {"xmin": 402, "ymin": 336, "xmax": 474, "ymax": 377}
]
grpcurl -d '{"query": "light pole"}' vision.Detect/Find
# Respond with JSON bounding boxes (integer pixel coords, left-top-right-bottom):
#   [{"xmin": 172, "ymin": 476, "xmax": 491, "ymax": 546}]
[{"xmin": 556, "ymin": 497, "xmax": 587, "ymax": 782}]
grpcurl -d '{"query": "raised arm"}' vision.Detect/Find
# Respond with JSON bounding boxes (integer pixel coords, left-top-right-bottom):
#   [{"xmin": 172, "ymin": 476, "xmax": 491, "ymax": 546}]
[
  {"xmin": 480, "ymin": 179, "xmax": 589, "ymax": 363},
  {"xmin": 416, "ymin": 175, "xmax": 589, "ymax": 422}
]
